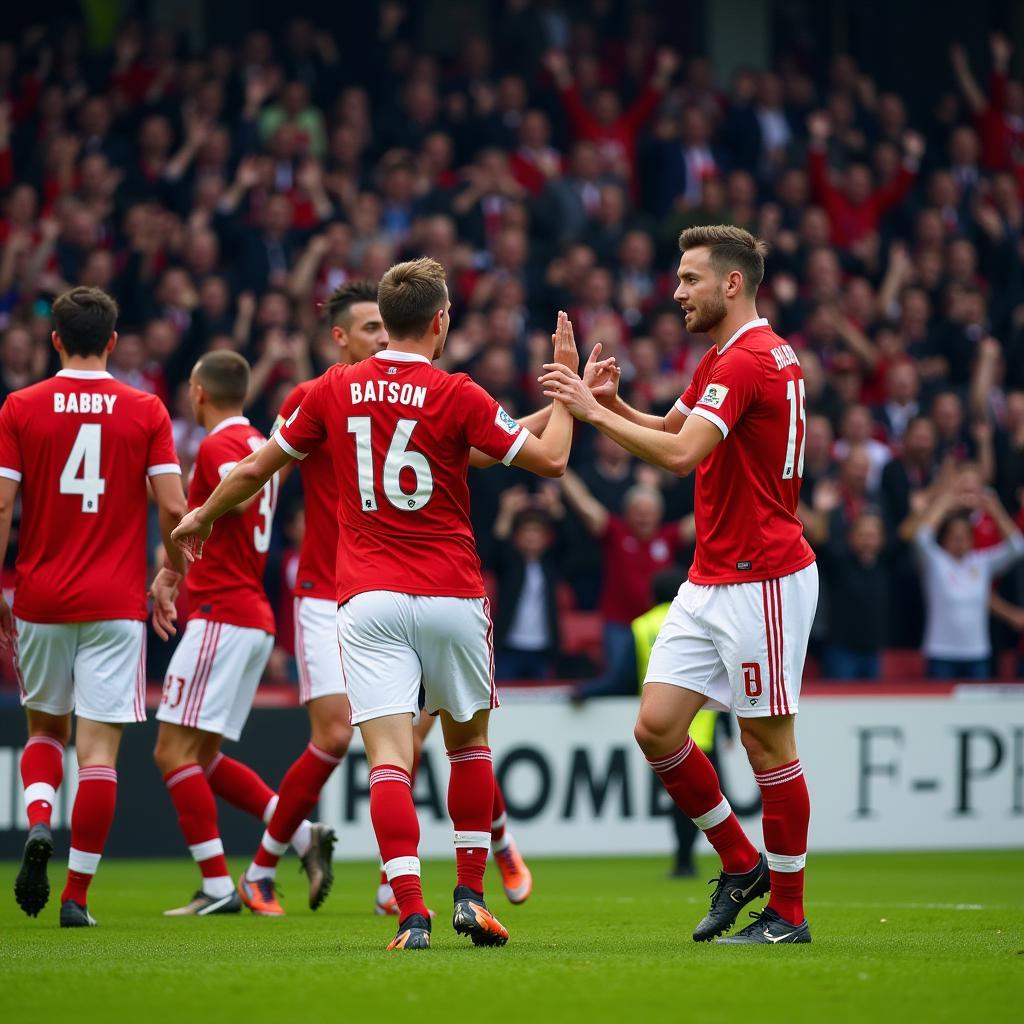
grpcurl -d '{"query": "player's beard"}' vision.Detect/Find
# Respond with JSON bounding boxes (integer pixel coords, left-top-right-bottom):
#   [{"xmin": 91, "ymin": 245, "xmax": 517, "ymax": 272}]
[{"xmin": 686, "ymin": 290, "xmax": 728, "ymax": 334}]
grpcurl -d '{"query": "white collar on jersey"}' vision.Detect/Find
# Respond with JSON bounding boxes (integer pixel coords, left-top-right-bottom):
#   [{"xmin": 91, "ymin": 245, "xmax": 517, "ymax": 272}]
[
  {"xmin": 374, "ymin": 350, "xmax": 432, "ymax": 366},
  {"xmin": 56, "ymin": 369, "xmax": 113, "ymax": 379},
  {"xmin": 718, "ymin": 317, "xmax": 770, "ymax": 354},
  {"xmin": 209, "ymin": 415, "xmax": 250, "ymax": 435}
]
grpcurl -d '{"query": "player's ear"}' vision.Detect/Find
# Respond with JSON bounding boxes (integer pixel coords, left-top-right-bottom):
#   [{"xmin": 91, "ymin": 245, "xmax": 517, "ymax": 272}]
[
  {"xmin": 106, "ymin": 331, "xmax": 118, "ymax": 354},
  {"xmin": 726, "ymin": 270, "xmax": 743, "ymax": 298},
  {"xmin": 433, "ymin": 309, "xmax": 443, "ymax": 336},
  {"xmin": 331, "ymin": 325, "xmax": 345, "ymax": 348},
  {"xmin": 51, "ymin": 330, "xmax": 63, "ymax": 355}
]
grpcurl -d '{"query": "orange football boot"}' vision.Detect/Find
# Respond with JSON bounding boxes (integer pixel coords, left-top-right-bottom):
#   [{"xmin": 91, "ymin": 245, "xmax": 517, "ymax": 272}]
[
  {"xmin": 493, "ymin": 837, "xmax": 533, "ymax": 904},
  {"xmin": 238, "ymin": 874, "xmax": 285, "ymax": 916}
]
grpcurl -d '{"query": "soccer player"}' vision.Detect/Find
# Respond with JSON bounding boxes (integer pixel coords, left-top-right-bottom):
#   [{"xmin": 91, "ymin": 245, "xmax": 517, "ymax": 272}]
[
  {"xmin": 172, "ymin": 258, "xmax": 578, "ymax": 951},
  {"xmin": 541, "ymin": 225, "xmax": 817, "ymax": 944},
  {"xmin": 150, "ymin": 350, "xmax": 331, "ymax": 916},
  {"xmin": 0, "ymin": 287, "xmax": 187, "ymax": 927}
]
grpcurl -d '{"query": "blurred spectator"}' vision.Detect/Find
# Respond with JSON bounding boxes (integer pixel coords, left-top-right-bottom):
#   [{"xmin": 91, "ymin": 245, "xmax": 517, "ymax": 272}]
[
  {"xmin": 915, "ymin": 485, "xmax": 1024, "ymax": 678},
  {"xmin": 817, "ymin": 511, "xmax": 890, "ymax": 679},
  {"xmin": 491, "ymin": 487, "xmax": 564, "ymax": 680}
]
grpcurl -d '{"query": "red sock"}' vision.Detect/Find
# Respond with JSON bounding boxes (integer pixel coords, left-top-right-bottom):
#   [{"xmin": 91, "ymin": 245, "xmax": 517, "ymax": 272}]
[
  {"xmin": 647, "ymin": 738, "xmax": 759, "ymax": 874},
  {"xmin": 491, "ymin": 775, "xmax": 508, "ymax": 849},
  {"xmin": 369, "ymin": 765, "xmax": 427, "ymax": 921},
  {"xmin": 253, "ymin": 744, "xmax": 341, "ymax": 870},
  {"xmin": 447, "ymin": 746, "xmax": 493, "ymax": 894},
  {"xmin": 21, "ymin": 735, "xmax": 65, "ymax": 829},
  {"xmin": 61, "ymin": 766, "xmax": 117, "ymax": 906},
  {"xmin": 755, "ymin": 760, "xmax": 809, "ymax": 924},
  {"xmin": 164, "ymin": 764, "xmax": 231, "ymax": 888},
  {"xmin": 205, "ymin": 752, "xmax": 276, "ymax": 821}
]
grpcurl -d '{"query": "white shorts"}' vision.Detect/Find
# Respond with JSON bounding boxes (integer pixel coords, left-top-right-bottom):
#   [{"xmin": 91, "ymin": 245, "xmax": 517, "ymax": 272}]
[
  {"xmin": 15, "ymin": 618, "xmax": 147, "ymax": 724},
  {"xmin": 294, "ymin": 597, "xmax": 345, "ymax": 703},
  {"xmin": 156, "ymin": 619, "xmax": 274, "ymax": 741},
  {"xmin": 644, "ymin": 563, "xmax": 818, "ymax": 718},
  {"xmin": 337, "ymin": 591, "xmax": 498, "ymax": 726}
]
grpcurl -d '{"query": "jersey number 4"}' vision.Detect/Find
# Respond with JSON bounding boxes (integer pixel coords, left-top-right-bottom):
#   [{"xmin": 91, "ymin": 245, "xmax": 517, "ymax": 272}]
[
  {"xmin": 347, "ymin": 417, "xmax": 433, "ymax": 512},
  {"xmin": 60, "ymin": 423, "xmax": 105, "ymax": 513},
  {"xmin": 782, "ymin": 380, "xmax": 807, "ymax": 481}
]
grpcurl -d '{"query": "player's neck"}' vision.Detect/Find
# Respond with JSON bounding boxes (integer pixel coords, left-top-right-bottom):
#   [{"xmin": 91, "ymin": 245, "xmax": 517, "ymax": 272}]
[
  {"xmin": 708, "ymin": 305, "xmax": 763, "ymax": 351},
  {"xmin": 60, "ymin": 354, "xmax": 109, "ymax": 373},
  {"xmin": 385, "ymin": 339, "xmax": 435, "ymax": 362},
  {"xmin": 202, "ymin": 406, "xmax": 246, "ymax": 432}
]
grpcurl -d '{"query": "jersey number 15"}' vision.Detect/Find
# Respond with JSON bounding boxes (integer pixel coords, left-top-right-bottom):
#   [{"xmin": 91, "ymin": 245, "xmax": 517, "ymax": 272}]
[{"xmin": 782, "ymin": 380, "xmax": 807, "ymax": 481}]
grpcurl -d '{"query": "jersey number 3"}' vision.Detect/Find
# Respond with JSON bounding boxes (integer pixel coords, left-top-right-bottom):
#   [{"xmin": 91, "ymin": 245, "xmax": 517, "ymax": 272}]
[
  {"xmin": 347, "ymin": 417, "xmax": 433, "ymax": 512},
  {"xmin": 782, "ymin": 380, "xmax": 807, "ymax": 481},
  {"xmin": 60, "ymin": 423, "xmax": 105, "ymax": 513}
]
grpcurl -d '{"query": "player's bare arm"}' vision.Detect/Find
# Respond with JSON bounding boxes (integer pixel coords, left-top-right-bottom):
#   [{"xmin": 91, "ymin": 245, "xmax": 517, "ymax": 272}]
[
  {"xmin": 541, "ymin": 364, "xmax": 722, "ymax": 476},
  {"xmin": 469, "ymin": 313, "xmax": 614, "ymax": 469},
  {"xmin": 588, "ymin": 352, "xmax": 687, "ymax": 434},
  {"xmin": 171, "ymin": 441, "xmax": 293, "ymax": 561},
  {"xmin": 506, "ymin": 312, "xmax": 577, "ymax": 477},
  {"xmin": 149, "ymin": 473, "xmax": 188, "ymax": 640},
  {"xmin": 0, "ymin": 476, "xmax": 18, "ymax": 646}
]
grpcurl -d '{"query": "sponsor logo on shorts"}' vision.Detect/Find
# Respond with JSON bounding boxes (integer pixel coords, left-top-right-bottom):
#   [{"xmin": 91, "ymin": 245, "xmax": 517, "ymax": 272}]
[
  {"xmin": 736, "ymin": 560, "xmax": 752, "ymax": 570},
  {"xmin": 301, "ymin": 581, "xmax": 314, "ymax": 590},
  {"xmin": 699, "ymin": 383, "xmax": 729, "ymax": 409},
  {"xmin": 495, "ymin": 406, "xmax": 520, "ymax": 435}
]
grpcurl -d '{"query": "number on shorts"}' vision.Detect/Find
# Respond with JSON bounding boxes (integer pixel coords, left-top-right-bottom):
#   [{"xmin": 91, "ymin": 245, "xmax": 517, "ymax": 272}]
[
  {"xmin": 347, "ymin": 417, "xmax": 434, "ymax": 512},
  {"xmin": 782, "ymin": 379, "xmax": 806, "ymax": 481},
  {"xmin": 162, "ymin": 675, "xmax": 186, "ymax": 708},
  {"xmin": 742, "ymin": 662, "xmax": 763, "ymax": 698},
  {"xmin": 60, "ymin": 423, "xmax": 105, "ymax": 513}
]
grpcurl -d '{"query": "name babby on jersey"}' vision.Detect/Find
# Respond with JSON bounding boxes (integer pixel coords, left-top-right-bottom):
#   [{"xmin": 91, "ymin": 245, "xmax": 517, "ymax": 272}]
[{"xmin": 53, "ymin": 392, "xmax": 118, "ymax": 414}]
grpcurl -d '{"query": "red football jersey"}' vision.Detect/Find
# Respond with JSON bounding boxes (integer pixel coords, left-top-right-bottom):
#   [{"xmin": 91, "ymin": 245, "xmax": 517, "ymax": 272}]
[
  {"xmin": 676, "ymin": 319, "xmax": 815, "ymax": 585},
  {"xmin": 0, "ymin": 369, "xmax": 180, "ymax": 622},
  {"xmin": 275, "ymin": 350, "xmax": 529, "ymax": 603},
  {"xmin": 186, "ymin": 417, "xmax": 277, "ymax": 634},
  {"xmin": 276, "ymin": 379, "xmax": 336, "ymax": 601}
]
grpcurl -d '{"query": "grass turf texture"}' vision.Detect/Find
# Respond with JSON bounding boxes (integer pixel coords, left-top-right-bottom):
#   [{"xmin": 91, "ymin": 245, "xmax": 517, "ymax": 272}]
[{"xmin": 1, "ymin": 852, "xmax": 1021, "ymax": 1023}]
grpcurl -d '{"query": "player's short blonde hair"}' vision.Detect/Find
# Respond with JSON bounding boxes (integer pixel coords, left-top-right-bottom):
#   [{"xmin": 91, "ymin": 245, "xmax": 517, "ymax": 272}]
[
  {"xmin": 377, "ymin": 257, "xmax": 447, "ymax": 339},
  {"xmin": 678, "ymin": 225, "xmax": 768, "ymax": 296},
  {"xmin": 194, "ymin": 350, "xmax": 250, "ymax": 408}
]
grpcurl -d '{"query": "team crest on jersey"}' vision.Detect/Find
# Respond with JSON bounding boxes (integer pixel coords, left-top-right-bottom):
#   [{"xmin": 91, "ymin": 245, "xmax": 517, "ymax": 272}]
[
  {"xmin": 699, "ymin": 383, "xmax": 729, "ymax": 409},
  {"xmin": 495, "ymin": 406, "xmax": 520, "ymax": 435}
]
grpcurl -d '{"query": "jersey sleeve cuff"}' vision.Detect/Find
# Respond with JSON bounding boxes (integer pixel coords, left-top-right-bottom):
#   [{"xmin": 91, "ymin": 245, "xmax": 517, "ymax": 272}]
[
  {"xmin": 146, "ymin": 463, "xmax": 181, "ymax": 477},
  {"xmin": 501, "ymin": 427, "xmax": 530, "ymax": 466},
  {"xmin": 674, "ymin": 399, "xmax": 692, "ymax": 415},
  {"xmin": 273, "ymin": 431, "xmax": 308, "ymax": 461},
  {"xmin": 690, "ymin": 407, "xmax": 730, "ymax": 439},
  {"xmin": 0, "ymin": 466, "xmax": 22, "ymax": 482}
]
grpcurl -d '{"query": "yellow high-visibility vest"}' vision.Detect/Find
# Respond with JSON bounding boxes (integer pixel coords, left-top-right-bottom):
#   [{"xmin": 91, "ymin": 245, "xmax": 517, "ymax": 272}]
[{"xmin": 632, "ymin": 602, "xmax": 717, "ymax": 752}]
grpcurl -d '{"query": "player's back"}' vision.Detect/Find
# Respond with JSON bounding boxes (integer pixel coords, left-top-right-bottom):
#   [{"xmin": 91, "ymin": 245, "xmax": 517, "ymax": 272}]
[
  {"xmin": 277, "ymin": 379, "xmax": 337, "ymax": 601},
  {"xmin": 185, "ymin": 418, "xmax": 277, "ymax": 634},
  {"xmin": 276, "ymin": 350, "xmax": 528, "ymax": 603},
  {"xmin": 683, "ymin": 322, "xmax": 814, "ymax": 585},
  {"xmin": 0, "ymin": 369, "xmax": 179, "ymax": 622}
]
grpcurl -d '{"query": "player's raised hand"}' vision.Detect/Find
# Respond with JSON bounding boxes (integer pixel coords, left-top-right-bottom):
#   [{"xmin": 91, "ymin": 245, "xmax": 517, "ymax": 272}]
[
  {"xmin": 149, "ymin": 566, "xmax": 182, "ymax": 641},
  {"xmin": 583, "ymin": 342, "xmax": 621, "ymax": 406},
  {"xmin": 0, "ymin": 593, "xmax": 15, "ymax": 648},
  {"xmin": 539, "ymin": 363, "xmax": 600, "ymax": 421},
  {"xmin": 171, "ymin": 508, "xmax": 213, "ymax": 563},
  {"xmin": 551, "ymin": 310, "xmax": 580, "ymax": 374}
]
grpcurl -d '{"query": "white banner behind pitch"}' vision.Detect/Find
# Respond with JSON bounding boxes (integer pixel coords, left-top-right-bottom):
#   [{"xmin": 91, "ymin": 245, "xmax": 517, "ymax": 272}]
[{"xmin": 318, "ymin": 692, "xmax": 1024, "ymax": 858}]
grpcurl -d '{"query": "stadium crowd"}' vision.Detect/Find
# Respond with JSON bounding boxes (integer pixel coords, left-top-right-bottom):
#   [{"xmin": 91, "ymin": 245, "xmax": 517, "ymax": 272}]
[{"xmin": 3, "ymin": 4, "xmax": 1024, "ymax": 687}]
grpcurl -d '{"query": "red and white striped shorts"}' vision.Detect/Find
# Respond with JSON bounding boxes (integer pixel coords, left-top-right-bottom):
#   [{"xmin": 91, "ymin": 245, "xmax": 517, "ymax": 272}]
[
  {"xmin": 157, "ymin": 619, "xmax": 273, "ymax": 740},
  {"xmin": 644, "ymin": 563, "xmax": 818, "ymax": 718}
]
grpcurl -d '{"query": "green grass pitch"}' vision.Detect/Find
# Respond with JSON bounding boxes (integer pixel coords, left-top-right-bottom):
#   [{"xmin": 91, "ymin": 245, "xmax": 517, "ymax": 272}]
[{"xmin": 1, "ymin": 851, "xmax": 1022, "ymax": 1023}]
